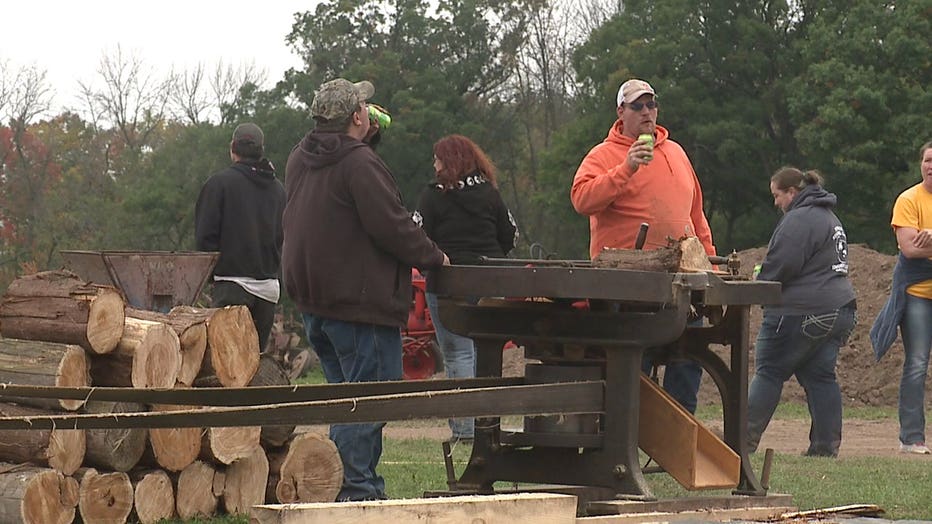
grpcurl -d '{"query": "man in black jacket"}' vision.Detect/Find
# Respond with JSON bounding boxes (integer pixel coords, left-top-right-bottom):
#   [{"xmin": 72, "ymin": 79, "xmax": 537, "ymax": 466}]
[
  {"xmin": 195, "ymin": 123, "xmax": 286, "ymax": 351},
  {"xmin": 282, "ymin": 78, "xmax": 448, "ymax": 501}
]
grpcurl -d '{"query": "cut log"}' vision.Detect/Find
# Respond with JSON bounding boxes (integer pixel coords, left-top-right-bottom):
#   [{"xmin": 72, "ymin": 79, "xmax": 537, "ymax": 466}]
[
  {"xmin": 89, "ymin": 317, "xmax": 181, "ymax": 388},
  {"xmin": 75, "ymin": 467, "xmax": 133, "ymax": 524},
  {"xmin": 222, "ymin": 446, "xmax": 269, "ymax": 517},
  {"xmin": 145, "ymin": 403, "xmax": 201, "ymax": 472},
  {"xmin": 83, "ymin": 401, "xmax": 147, "ymax": 472},
  {"xmin": 173, "ymin": 305, "xmax": 259, "ymax": 387},
  {"xmin": 266, "ymin": 432, "xmax": 342, "ymax": 504},
  {"xmin": 0, "ymin": 402, "xmax": 85, "ymax": 474},
  {"xmin": 0, "ymin": 270, "xmax": 125, "ymax": 354},
  {"xmin": 249, "ymin": 353, "xmax": 295, "ymax": 447},
  {"xmin": 130, "ymin": 469, "xmax": 175, "ymax": 524},
  {"xmin": 0, "ymin": 462, "xmax": 79, "ymax": 524},
  {"xmin": 592, "ymin": 236, "xmax": 714, "ymax": 273},
  {"xmin": 200, "ymin": 426, "xmax": 261, "ymax": 465},
  {"xmin": 126, "ymin": 307, "xmax": 207, "ymax": 386},
  {"xmin": 0, "ymin": 338, "xmax": 90, "ymax": 411},
  {"xmin": 174, "ymin": 460, "xmax": 219, "ymax": 520}
]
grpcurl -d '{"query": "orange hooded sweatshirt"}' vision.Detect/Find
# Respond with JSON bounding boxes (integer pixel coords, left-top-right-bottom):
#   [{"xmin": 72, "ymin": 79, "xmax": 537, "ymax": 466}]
[{"xmin": 571, "ymin": 120, "xmax": 715, "ymax": 260}]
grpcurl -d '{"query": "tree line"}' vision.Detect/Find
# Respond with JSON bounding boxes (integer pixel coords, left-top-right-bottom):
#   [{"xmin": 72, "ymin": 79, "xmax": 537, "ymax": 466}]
[{"xmin": 0, "ymin": 0, "xmax": 928, "ymax": 289}]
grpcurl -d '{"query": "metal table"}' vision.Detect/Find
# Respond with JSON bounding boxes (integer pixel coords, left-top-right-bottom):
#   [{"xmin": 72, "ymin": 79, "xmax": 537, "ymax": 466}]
[{"xmin": 429, "ymin": 264, "xmax": 780, "ymax": 500}]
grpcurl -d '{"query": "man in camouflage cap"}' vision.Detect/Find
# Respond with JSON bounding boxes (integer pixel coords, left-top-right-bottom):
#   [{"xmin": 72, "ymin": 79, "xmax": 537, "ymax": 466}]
[{"xmin": 282, "ymin": 78, "xmax": 448, "ymax": 501}]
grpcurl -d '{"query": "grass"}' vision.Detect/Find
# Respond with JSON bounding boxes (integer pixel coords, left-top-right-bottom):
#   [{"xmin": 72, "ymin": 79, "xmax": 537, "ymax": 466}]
[{"xmin": 178, "ymin": 374, "xmax": 930, "ymax": 521}]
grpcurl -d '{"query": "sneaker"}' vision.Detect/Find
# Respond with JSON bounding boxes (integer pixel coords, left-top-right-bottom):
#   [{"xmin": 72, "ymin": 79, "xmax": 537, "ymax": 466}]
[{"xmin": 899, "ymin": 442, "xmax": 931, "ymax": 454}]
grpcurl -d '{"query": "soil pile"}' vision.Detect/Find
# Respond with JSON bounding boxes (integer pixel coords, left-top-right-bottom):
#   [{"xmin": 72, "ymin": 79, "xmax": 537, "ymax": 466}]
[{"xmin": 501, "ymin": 244, "xmax": 916, "ymax": 408}]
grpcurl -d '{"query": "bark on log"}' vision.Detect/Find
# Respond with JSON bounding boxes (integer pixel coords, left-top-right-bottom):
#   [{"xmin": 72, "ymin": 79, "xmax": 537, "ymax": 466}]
[
  {"xmin": 266, "ymin": 432, "xmax": 343, "ymax": 504},
  {"xmin": 126, "ymin": 307, "xmax": 207, "ymax": 387},
  {"xmin": 130, "ymin": 469, "xmax": 175, "ymax": 524},
  {"xmin": 83, "ymin": 401, "xmax": 147, "ymax": 472},
  {"xmin": 249, "ymin": 353, "xmax": 295, "ymax": 447},
  {"xmin": 89, "ymin": 317, "xmax": 181, "ymax": 388},
  {"xmin": 200, "ymin": 426, "xmax": 261, "ymax": 465},
  {"xmin": 0, "ymin": 270, "xmax": 125, "ymax": 354},
  {"xmin": 0, "ymin": 338, "xmax": 90, "ymax": 411},
  {"xmin": 172, "ymin": 305, "xmax": 259, "ymax": 387},
  {"xmin": 174, "ymin": 460, "xmax": 219, "ymax": 520},
  {"xmin": 145, "ymin": 404, "xmax": 201, "ymax": 472},
  {"xmin": 0, "ymin": 402, "xmax": 85, "ymax": 474},
  {"xmin": 75, "ymin": 467, "xmax": 133, "ymax": 524},
  {"xmin": 222, "ymin": 446, "xmax": 269, "ymax": 518},
  {"xmin": 0, "ymin": 462, "xmax": 79, "ymax": 524},
  {"xmin": 592, "ymin": 236, "xmax": 714, "ymax": 272}
]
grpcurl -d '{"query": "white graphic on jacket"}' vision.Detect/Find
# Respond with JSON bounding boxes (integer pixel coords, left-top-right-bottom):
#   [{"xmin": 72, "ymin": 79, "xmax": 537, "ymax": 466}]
[{"xmin": 832, "ymin": 225, "xmax": 849, "ymax": 274}]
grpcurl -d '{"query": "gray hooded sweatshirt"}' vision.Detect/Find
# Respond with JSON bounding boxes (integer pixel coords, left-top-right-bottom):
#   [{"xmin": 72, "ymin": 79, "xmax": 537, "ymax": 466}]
[{"xmin": 757, "ymin": 184, "xmax": 855, "ymax": 315}]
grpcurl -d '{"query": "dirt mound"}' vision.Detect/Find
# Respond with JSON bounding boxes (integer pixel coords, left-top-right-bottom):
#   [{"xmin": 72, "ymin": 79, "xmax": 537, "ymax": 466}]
[{"xmin": 501, "ymin": 244, "xmax": 913, "ymax": 408}]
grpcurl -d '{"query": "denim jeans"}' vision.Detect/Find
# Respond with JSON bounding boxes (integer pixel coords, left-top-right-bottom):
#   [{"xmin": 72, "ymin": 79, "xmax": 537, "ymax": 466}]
[
  {"xmin": 426, "ymin": 292, "xmax": 476, "ymax": 439},
  {"xmin": 641, "ymin": 357, "xmax": 703, "ymax": 414},
  {"xmin": 899, "ymin": 294, "xmax": 932, "ymax": 446},
  {"xmin": 301, "ymin": 313, "xmax": 403, "ymax": 500},
  {"xmin": 747, "ymin": 303, "xmax": 856, "ymax": 457}
]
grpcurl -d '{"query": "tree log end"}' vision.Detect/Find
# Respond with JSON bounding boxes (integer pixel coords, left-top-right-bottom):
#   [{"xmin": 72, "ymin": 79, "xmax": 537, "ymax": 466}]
[{"xmin": 86, "ymin": 289, "xmax": 125, "ymax": 354}]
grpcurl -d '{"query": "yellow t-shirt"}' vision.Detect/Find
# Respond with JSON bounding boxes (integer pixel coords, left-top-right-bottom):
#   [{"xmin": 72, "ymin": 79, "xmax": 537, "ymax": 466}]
[{"xmin": 892, "ymin": 183, "xmax": 932, "ymax": 298}]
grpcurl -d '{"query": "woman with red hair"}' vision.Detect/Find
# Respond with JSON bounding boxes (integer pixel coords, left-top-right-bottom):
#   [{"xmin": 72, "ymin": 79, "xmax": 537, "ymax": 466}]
[{"xmin": 415, "ymin": 134, "xmax": 518, "ymax": 443}]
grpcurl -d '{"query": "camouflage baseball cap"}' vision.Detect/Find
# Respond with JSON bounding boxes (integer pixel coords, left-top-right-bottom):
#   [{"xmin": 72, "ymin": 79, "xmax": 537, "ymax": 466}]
[{"xmin": 310, "ymin": 78, "xmax": 375, "ymax": 121}]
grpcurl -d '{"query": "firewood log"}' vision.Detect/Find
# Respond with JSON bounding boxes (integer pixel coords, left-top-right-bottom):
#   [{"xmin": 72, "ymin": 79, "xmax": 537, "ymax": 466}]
[
  {"xmin": 0, "ymin": 402, "xmax": 85, "ymax": 474},
  {"xmin": 75, "ymin": 467, "xmax": 133, "ymax": 524},
  {"xmin": 592, "ymin": 236, "xmax": 714, "ymax": 273},
  {"xmin": 0, "ymin": 338, "xmax": 90, "ymax": 411},
  {"xmin": 130, "ymin": 469, "xmax": 175, "ymax": 524},
  {"xmin": 249, "ymin": 353, "xmax": 295, "ymax": 447},
  {"xmin": 266, "ymin": 432, "xmax": 343, "ymax": 504},
  {"xmin": 82, "ymin": 401, "xmax": 147, "ymax": 472},
  {"xmin": 222, "ymin": 446, "xmax": 269, "ymax": 518},
  {"xmin": 174, "ymin": 460, "xmax": 219, "ymax": 520},
  {"xmin": 126, "ymin": 307, "xmax": 207, "ymax": 386},
  {"xmin": 200, "ymin": 426, "xmax": 261, "ymax": 465},
  {"xmin": 89, "ymin": 317, "xmax": 181, "ymax": 388},
  {"xmin": 0, "ymin": 462, "xmax": 79, "ymax": 524},
  {"xmin": 170, "ymin": 305, "xmax": 259, "ymax": 387},
  {"xmin": 144, "ymin": 403, "xmax": 201, "ymax": 472},
  {"xmin": 0, "ymin": 270, "xmax": 125, "ymax": 354}
]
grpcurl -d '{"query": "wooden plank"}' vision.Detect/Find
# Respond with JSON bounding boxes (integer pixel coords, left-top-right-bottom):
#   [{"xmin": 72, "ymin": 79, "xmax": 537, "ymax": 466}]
[
  {"xmin": 586, "ymin": 493, "xmax": 794, "ymax": 515},
  {"xmin": 0, "ymin": 381, "xmax": 603, "ymax": 430},
  {"xmin": 253, "ymin": 493, "xmax": 577, "ymax": 524},
  {"xmin": 576, "ymin": 505, "xmax": 796, "ymax": 523},
  {"xmin": 638, "ymin": 375, "xmax": 739, "ymax": 490}
]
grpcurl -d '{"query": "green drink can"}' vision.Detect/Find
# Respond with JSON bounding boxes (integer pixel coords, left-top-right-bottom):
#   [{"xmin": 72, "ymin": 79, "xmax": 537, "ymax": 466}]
[{"xmin": 638, "ymin": 133, "xmax": 654, "ymax": 161}]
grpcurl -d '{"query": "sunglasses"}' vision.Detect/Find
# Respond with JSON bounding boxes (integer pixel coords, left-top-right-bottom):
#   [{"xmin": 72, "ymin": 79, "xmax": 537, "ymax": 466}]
[{"xmin": 626, "ymin": 100, "xmax": 658, "ymax": 111}]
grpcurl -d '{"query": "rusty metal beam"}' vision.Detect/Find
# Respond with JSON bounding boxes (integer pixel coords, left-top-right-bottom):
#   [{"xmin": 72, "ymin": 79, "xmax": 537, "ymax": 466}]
[
  {"xmin": 0, "ymin": 377, "xmax": 523, "ymax": 406},
  {"xmin": 0, "ymin": 381, "xmax": 603, "ymax": 430}
]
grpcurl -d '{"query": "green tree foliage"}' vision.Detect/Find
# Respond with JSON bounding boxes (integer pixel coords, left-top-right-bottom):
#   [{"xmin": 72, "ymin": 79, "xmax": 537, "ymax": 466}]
[
  {"xmin": 786, "ymin": 0, "xmax": 931, "ymax": 251},
  {"xmin": 282, "ymin": 0, "xmax": 540, "ymax": 208}
]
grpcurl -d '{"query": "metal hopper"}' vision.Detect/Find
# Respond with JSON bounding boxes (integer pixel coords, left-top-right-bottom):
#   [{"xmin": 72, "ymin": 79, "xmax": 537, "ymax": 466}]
[{"xmin": 60, "ymin": 250, "xmax": 219, "ymax": 312}]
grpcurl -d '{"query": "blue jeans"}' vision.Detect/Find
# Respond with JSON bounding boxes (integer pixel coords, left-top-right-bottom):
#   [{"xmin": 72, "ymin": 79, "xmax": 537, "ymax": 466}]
[
  {"xmin": 641, "ymin": 358, "xmax": 703, "ymax": 414},
  {"xmin": 426, "ymin": 292, "xmax": 476, "ymax": 439},
  {"xmin": 301, "ymin": 313, "xmax": 403, "ymax": 501},
  {"xmin": 747, "ymin": 303, "xmax": 856, "ymax": 457},
  {"xmin": 899, "ymin": 294, "xmax": 932, "ymax": 446}
]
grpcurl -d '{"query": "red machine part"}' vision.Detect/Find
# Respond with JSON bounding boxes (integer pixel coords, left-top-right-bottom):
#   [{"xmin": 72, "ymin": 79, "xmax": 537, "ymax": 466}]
[
  {"xmin": 403, "ymin": 269, "xmax": 443, "ymax": 380},
  {"xmin": 402, "ymin": 268, "xmax": 517, "ymax": 380}
]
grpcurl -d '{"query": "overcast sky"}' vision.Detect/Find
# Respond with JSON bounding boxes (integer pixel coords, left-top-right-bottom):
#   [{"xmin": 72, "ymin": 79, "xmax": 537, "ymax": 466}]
[{"xmin": 3, "ymin": 1, "xmax": 321, "ymax": 112}]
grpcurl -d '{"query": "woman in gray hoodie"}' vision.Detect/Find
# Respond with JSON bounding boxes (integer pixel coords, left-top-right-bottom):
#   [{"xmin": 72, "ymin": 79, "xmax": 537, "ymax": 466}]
[{"xmin": 747, "ymin": 167, "xmax": 857, "ymax": 458}]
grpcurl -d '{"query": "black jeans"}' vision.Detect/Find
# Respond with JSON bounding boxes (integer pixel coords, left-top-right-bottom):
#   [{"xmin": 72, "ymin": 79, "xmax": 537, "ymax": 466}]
[{"xmin": 210, "ymin": 281, "xmax": 276, "ymax": 351}]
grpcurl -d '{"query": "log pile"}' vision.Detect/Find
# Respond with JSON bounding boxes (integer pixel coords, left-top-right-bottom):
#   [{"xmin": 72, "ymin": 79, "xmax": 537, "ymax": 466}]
[{"xmin": 0, "ymin": 270, "xmax": 342, "ymax": 522}]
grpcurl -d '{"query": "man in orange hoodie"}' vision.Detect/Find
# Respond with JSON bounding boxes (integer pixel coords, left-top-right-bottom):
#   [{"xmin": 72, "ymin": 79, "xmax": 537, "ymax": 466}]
[{"xmin": 570, "ymin": 78, "xmax": 715, "ymax": 413}]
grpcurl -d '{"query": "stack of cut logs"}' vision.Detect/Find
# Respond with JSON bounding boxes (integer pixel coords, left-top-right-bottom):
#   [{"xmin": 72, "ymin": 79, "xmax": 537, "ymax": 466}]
[{"xmin": 0, "ymin": 270, "xmax": 343, "ymax": 524}]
